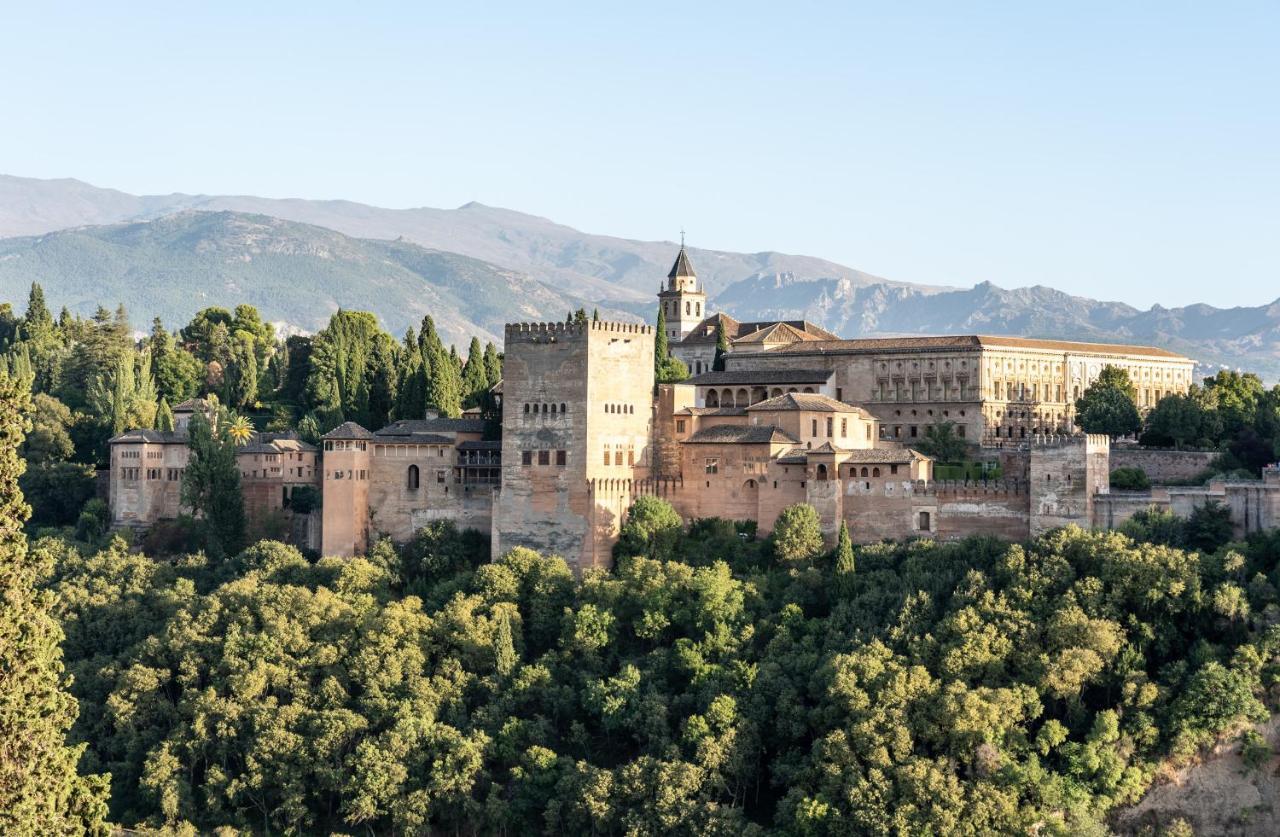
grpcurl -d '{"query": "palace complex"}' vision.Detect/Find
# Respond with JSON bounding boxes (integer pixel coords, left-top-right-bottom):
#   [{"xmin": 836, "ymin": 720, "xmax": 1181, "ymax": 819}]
[{"xmin": 109, "ymin": 246, "xmax": 1280, "ymax": 572}]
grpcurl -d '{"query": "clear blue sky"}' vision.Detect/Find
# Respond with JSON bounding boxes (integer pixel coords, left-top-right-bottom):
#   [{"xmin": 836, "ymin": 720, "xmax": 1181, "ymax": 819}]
[{"xmin": 2, "ymin": 2, "xmax": 1276, "ymax": 308}]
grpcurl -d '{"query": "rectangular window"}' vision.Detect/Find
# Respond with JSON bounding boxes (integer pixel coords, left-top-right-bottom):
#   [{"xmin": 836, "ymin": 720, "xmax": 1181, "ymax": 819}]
[
  {"xmin": 522, "ymin": 450, "xmax": 532, "ymax": 466},
  {"xmin": 836, "ymin": 387, "xmax": 843, "ymax": 401},
  {"xmin": 918, "ymin": 511, "xmax": 931, "ymax": 531},
  {"xmin": 910, "ymin": 425, "xmax": 918, "ymax": 438},
  {"xmin": 826, "ymin": 417, "xmax": 833, "ymax": 436},
  {"xmin": 628, "ymin": 448, "xmax": 635, "ymax": 466},
  {"xmin": 538, "ymin": 450, "xmax": 550, "ymax": 466},
  {"xmin": 957, "ymin": 425, "xmax": 966, "ymax": 438},
  {"xmin": 890, "ymin": 464, "xmax": 899, "ymax": 475},
  {"xmin": 676, "ymin": 419, "xmax": 686, "ymax": 433},
  {"xmin": 603, "ymin": 449, "xmax": 610, "ymax": 466},
  {"xmin": 556, "ymin": 450, "xmax": 566, "ymax": 466},
  {"xmin": 704, "ymin": 458, "xmax": 719, "ymax": 474},
  {"xmin": 437, "ymin": 470, "xmax": 447, "ymax": 483},
  {"xmin": 841, "ymin": 418, "xmax": 848, "ymax": 437},
  {"xmin": 811, "ymin": 419, "xmax": 818, "ymax": 436}
]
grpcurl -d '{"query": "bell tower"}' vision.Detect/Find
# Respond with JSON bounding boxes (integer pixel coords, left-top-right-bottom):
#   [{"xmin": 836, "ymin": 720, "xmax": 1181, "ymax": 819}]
[{"xmin": 657, "ymin": 236, "xmax": 706, "ymax": 342}]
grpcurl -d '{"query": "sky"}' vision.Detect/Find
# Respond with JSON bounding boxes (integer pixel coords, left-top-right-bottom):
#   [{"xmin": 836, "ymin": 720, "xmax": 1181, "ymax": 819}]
[{"xmin": 1, "ymin": 1, "xmax": 1277, "ymax": 308}]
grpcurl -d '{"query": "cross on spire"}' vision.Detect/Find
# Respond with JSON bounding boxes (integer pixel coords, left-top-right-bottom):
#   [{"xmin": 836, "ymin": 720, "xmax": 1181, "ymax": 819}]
[{"xmin": 680, "ymin": 228, "xmax": 686, "ymax": 249}]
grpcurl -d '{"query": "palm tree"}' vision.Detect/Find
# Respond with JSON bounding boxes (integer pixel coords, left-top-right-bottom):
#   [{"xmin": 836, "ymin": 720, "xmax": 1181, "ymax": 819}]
[{"xmin": 225, "ymin": 414, "xmax": 254, "ymax": 446}]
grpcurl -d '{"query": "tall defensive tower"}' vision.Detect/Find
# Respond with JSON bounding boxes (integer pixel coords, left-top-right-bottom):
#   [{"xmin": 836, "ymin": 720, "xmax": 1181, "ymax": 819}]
[{"xmin": 493, "ymin": 319, "xmax": 655, "ymax": 571}]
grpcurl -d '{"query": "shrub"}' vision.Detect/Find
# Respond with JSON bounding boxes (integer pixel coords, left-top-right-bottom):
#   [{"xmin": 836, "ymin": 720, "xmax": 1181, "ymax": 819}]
[
  {"xmin": 1110, "ymin": 467, "xmax": 1151, "ymax": 491},
  {"xmin": 771, "ymin": 503, "xmax": 824, "ymax": 563}
]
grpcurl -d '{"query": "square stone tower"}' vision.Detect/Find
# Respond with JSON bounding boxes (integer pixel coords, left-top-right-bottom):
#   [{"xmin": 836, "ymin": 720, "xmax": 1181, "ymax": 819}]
[
  {"xmin": 494, "ymin": 320, "xmax": 655, "ymax": 571},
  {"xmin": 1028, "ymin": 433, "xmax": 1110, "ymax": 536}
]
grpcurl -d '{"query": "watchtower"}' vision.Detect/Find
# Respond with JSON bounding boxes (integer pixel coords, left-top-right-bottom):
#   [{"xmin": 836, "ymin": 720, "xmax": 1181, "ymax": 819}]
[{"xmin": 493, "ymin": 320, "xmax": 655, "ymax": 571}]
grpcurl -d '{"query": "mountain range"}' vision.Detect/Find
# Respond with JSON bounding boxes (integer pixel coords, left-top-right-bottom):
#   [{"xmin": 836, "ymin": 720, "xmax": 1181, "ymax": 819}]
[{"xmin": 1, "ymin": 174, "xmax": 1277, "ymax": 378}]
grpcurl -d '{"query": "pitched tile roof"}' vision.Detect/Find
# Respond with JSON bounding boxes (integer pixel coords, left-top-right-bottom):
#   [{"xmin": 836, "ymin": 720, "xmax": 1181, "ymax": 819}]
[
  {"xmin": 746, "ymin": 393, "xmax": 870, "ymax": 415},
  {"xmin": 323, "ymin": 421, "xmax": 373, "ymax": 440},
  {"xmin": 668, "ymin": 246, "xmax": 697, "ymax": 279},
  {"xmin": 375, "ymin": 418, "xmax": 487, "ymax": 437},
  {"xmin": 109, "ymin": 429, "xmax": 188, "ymax": 444},
  {"xmin": 683, "ymin": 369, "xmax": 833, "ymax": 386},
  {"xmin": 842, "ymin": 448, "xmax": 933, "ymax": 464},
  {"xmin": 684, "ymin": 425, "xmax": 801, "ymax": 445},
  {"xmin": 677, "ymin": 313, "xmax": 839, "ymax": 346}
]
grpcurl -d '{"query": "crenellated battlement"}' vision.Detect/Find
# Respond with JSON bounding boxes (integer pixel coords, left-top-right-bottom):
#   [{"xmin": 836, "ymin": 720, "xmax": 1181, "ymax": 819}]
[
  {"xmin": 504, "ymin": 320, "xmax": 653, "ymax": 344},
  {"xmin": 588, "ymin": 320, "xmax": 652, "ymax": 335},
  {"xmin": 925, "ymin": 478, "xmax": 1027, "ymax": 498}
]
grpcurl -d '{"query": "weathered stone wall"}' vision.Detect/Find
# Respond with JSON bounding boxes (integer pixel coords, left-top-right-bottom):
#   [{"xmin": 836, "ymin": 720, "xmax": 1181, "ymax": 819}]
[
  {"xmin": 495, "ymin": 321, "xmax": 654, "ymax": 572},
  {"xmin": 1028, "ymin": 435, "xmax": 1109, "ymax": 536},
  {"xmin": 1109, "ymin": 448, "xmax": 1218, "ymax": 484}
]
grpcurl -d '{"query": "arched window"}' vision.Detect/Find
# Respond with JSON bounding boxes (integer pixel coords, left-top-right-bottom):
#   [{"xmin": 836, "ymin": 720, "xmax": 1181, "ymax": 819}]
[
  {"xmin": 560, "ymin": 403, "xmax": 567, "ymax": 414},
  {"xmin": 685, "ymin": 301, "xmax": 691, "ymax": 315},
  {"xmin": 706, "ymin": 390, "xmax": 719, "ymax": 407},
  {"xmin": 872, "ymin": 468, "xmax": 880, "ymax": 477},
  {"xmin": 860, "ymin": 467, "xmax": 869, "ymax": 477},
  {"xmin": 816, "ymin": 464, "xmax": 829, "ymax": 481},
  {"xmin": 722, "ymin": 389, "xmax": 735, "ymax": 407},
  {"xmin": 736, "ymin": 388, "xmax": 748, "ymax": 406},
  {"xmin": 523, "ymin": 403, "xmax": 530, "ymax": 413},
  {"xmin": 407, "ymin": 464, "xmax": 419, "ymax": 490}
]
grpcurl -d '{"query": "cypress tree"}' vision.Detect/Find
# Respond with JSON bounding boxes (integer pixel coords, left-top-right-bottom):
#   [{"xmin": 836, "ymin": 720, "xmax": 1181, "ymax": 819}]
[
  {"xmin": 0, "ymin": 367, "xmax": 110, "ymax": 832},
  {"xmin": 713, "ymin": 318, "xmax": 730, "ymax": 371},
  {"xmin": 419, "ymin": 317, "xmax": 461, "ymax": 418},
  {"xmin": 156, "ymin": 398, "xmax": 175, "ymax": 432},
  {"xmin": 654, "ymin": 308, "xmax": 688, "ymax": 384},
  {"xmin": 655, "ymin": 307, "xmax": 671, "ymax": 369},
  {"xmin": 834, "ymin": 521, "xmax": 855, "ymax": 578},
  {"xmin": 482, "ymin": 342, "xmax": 502, "ymax": 387},
  {"xmin": 461, "ymin": 337, "xmax": 488, "ymax": 408},
  {"xmin": 592, "ymin": 308, "xmax": 600, "ymax": 322}
]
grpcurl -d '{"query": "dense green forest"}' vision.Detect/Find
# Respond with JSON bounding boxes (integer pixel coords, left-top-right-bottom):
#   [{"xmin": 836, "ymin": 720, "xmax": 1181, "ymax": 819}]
[{"xmin": 11, "ymin": 495, "xmax": 1279, "ymax": 835}]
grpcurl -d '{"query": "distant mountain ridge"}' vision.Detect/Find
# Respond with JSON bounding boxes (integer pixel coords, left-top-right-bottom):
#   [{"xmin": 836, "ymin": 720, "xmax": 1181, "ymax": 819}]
[
  {"xmin": 0, "ymin": 210, "xmax": 631, "ymax": 348},
  {"xmin": 2, "ymin": 174, "xmax": 1278, "ymax": 378}
]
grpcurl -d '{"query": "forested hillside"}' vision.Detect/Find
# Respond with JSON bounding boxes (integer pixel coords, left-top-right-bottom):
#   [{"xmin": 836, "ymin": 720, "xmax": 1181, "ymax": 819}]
[{"xmin": 29, "ymin": 501, "xmax": 1280, "ymax": 834}]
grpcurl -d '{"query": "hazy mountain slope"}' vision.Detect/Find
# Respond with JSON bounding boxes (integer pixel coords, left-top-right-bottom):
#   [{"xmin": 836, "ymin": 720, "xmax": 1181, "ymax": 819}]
[
  {"xmin": 0, "ymin": 211, "xmax": 631, "ymax": 346},
  {"xmin": 4, "ymin": 174, "xmax": 1280, "ymax": 378},
  {"xmin": 716, "ymin": 274, "xmax": 1280, "ymax": 377},
  {"xmin": 0, "ymin": 175, "xmax": 915, "ymax": 302}
]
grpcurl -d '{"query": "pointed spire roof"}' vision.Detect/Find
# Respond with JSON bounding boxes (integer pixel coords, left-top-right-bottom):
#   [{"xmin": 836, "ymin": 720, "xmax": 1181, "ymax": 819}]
[{"xmin": 667, "ymin": 246, "xmax": 696, "ymax": 280}]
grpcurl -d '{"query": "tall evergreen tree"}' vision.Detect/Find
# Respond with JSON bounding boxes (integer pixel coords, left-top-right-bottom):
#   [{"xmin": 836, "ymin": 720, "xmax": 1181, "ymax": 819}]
[
  {"xmin": 156, "ymin": 398, "xmax": 175, "ymax": 432},
  {"xmin": 224, "ymin": 334, "xmax": 258, "ymax": 411},
  {"xmin": 834, "ymin": 520, "xmax": 855, "ymax": 592},
  {"xmin": 367, "ymin": 332, "xmax": 398, "ymax": 430},
  {"xmin": 654, "ymin": 308, "xmax": 689, "ymax": 384},
  {"xmin": 0, "ymin": 367, "xmax": 110, "ymax": 832},
  {"xmin": 419, "ymin": 317, "xmax": 462, "ymax": 418},
  {"xmin": 713, "ymin": 318, "xmax": 730, "ymax": 372},
  {"xmin": 461, "ymin": 337, "xmax": 488, "ymax": 408},
  {"xmin": 482, "ymin": 342, "xmax": 502, "ymax": 387},
  {"xmin": 181, "ymin": 411, "xmax": 246, "ymax": 558},
  {"xmin": 18, "ymin": 283, "xmax": 60, "ymax": 394},
  {"xmin": 393, "ymin": 329, "xmax": 426, "ymax": 421}
]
